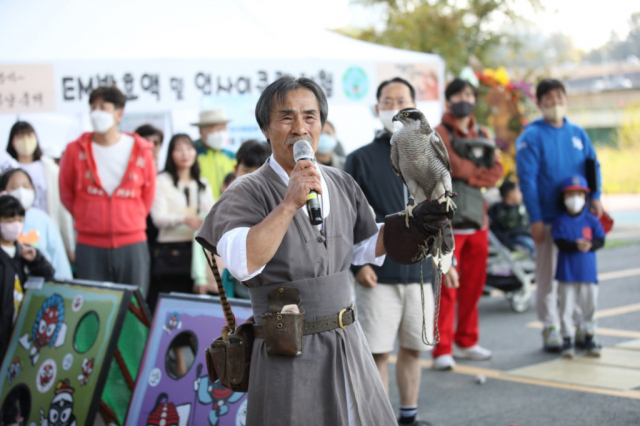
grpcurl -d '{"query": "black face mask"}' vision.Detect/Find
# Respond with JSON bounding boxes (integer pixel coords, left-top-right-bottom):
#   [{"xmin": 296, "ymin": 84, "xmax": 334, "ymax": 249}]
[{"xmin": 450, "ymin": 101, "xmax": 475, "ymax": 118}]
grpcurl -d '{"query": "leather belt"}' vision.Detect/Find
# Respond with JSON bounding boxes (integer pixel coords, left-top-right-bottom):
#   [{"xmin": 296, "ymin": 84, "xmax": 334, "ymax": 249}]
[{"xmin": 254, "ymin": 308, "xmax": 355, "ymax": 339}]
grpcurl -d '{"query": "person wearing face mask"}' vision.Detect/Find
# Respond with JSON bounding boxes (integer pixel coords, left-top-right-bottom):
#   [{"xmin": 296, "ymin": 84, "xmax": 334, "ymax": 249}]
[
  {"xmin": 315, "ymin": 121, "xmax": 345, "ymax": 170},
  {"xmin": 552, "ymin": 176, "xmax": 605, "ymax": 358},
  {"xmin": 345, "ymin": 77, "xmax": 443, "ymax": 426},
  {"xmin": 6, "ymin": 121, "xmax": 75, "ymax": 263},
  {"xmin": 432, "ymin": 78, "xmax": 503, "ymax": 371},
  {"xmin": 516, "ymin": 79, "xmax": 603, "ymax": 352},
  {"xmin": 59, "ymin": 86, "xmax": 156, "ymax": 294},
  {"xmin": 0, "ymin": 194, "xmax": 55, "ymax": 361},
  {"xmin": 191, "ymin": 108, "xmax": 236, "ymax": 201},
  {"xmin": 0, "ymin": 169, "xmax": 72, "ymax": 281}
]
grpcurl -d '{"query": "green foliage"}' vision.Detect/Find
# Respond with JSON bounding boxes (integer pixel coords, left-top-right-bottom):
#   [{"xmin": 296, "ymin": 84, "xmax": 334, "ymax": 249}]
[{"xmin": 341, "ymin": 0, "xmax": 541, "ymax": 75}]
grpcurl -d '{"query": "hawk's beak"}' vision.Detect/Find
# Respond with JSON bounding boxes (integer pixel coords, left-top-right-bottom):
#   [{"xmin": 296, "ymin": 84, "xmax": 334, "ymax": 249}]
[{"xmin": 392, "ymin": 113, "xmax": 400, "ymax": 122}]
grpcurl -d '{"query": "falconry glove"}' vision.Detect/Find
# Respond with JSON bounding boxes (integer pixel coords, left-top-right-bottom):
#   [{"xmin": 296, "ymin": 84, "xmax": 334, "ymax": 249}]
[{"xmin": 384, "ymin": 197, "xmax": 455, "ymax": 265}]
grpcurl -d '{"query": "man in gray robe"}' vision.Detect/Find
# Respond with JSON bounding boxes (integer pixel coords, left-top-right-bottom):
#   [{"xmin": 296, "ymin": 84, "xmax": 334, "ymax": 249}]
[{"xmin": 196, "ymin": 75, "xmax": 448, "ymax": 425}]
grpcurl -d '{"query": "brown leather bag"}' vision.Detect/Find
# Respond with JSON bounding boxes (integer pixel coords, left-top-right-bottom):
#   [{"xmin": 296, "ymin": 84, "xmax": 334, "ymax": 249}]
[
  {"xmin": 260, "ymin": 286, "xmax": 304, "ymax": 357},
  {"xmin": 202, "ymin": 249, "xmax": 253, "ymax": 392}
]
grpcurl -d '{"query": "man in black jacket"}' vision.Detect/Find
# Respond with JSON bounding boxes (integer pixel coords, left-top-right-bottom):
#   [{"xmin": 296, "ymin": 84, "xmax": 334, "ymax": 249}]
[{"xmin": 346, "ymin": 78, "xmax": 454, "ymax": 426}]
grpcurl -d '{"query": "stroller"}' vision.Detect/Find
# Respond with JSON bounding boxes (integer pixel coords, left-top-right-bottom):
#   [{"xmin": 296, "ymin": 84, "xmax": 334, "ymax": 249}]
[{"xmin": 484, "ymin": 230, "xmax": 535, "ymax": 313}]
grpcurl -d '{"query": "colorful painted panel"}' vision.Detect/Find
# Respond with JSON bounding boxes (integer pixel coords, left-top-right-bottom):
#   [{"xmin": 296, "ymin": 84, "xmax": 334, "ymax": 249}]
[
  {"xmin": 126, "ymin": 294, "xmax": 253, "ymax": 426},
  {"xmin": 0, "ymin": 282, "xmax": 128, "ymax": 426}
]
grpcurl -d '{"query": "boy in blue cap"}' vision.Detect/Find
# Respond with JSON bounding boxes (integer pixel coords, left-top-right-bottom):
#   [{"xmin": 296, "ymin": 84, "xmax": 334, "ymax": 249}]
[{"xmin": 552, "ymin": 175, "xmax": 605, "ymax": 358}]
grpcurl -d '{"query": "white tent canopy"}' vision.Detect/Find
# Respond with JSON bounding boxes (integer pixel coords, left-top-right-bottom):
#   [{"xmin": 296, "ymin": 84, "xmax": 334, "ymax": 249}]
[{"xmin": 0, "ymin": 0, "xmax": 445, "ymax": 160}]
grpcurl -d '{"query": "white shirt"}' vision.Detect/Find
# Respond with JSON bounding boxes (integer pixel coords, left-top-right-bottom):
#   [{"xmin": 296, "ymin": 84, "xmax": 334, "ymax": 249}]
[
  {"xmin": 151, "ymin": 173, "xmax": 215, "ymax": 243},
  {"xmin": 1, "ymin": 244, "xmax": 16, "ymax": 258},
  {"xmin": 217, "ymin": 155, "xmax": 385, "ymax": 281},
  {"xmin": 92, "ymin": 134, "xmax": 135, "ymax": 196}
]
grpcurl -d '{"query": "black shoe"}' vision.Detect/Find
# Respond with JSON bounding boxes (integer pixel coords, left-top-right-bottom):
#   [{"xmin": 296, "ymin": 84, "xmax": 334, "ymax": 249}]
[
  {"xmin": 561, "ymin": 337, "xmax": 574, "ymax": 359},
  {"xmin": 584, "ymin": 335, "xmax": 602, "ymax": 357}
]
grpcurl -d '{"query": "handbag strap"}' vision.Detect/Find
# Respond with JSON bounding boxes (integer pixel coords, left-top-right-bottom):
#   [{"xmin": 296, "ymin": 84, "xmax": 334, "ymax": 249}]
[{"xmin": 202, "ymin": 247, "xmax": 236, "ymax": 332}]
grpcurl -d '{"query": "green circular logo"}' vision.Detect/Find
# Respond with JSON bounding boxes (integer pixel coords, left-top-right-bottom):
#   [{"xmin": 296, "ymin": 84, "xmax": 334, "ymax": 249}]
[{"xmin": 342, "ymin": 67, "xmax": 369, "ymax": 100}]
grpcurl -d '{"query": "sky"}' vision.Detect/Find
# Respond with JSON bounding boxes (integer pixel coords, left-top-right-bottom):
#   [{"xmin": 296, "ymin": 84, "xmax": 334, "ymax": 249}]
[{"xmin": 286, "ymin": 0, "xmax": 639, "ymax": 52}]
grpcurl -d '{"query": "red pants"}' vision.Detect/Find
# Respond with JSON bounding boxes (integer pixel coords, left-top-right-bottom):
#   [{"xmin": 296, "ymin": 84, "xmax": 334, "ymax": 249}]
[{"xmin": 433, "ymin": 229, "xmax": 488, "ymax": 357}]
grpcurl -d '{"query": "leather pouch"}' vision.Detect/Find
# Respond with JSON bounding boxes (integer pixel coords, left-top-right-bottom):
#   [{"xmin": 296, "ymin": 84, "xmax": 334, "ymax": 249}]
[
  {"xmin": 260, "ymin": 286, "xmax": 305, "ymax": 357},
  {"xmin": 205, "ymin": 318, "xmax": 254, "ymax": 392}
]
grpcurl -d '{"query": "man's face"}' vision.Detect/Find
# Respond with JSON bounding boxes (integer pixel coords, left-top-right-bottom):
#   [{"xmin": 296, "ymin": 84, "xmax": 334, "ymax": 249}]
[
  {"xmin": 89, "ymin": 98, "xmax": 123, "ymax": 126},
  {"xmin": 262, "ymin": 88, "xmax": 322, "ymax": 172},
  {"xmin": 235, "ymin": 163, "xmax": 259, "ymax": 177},
  {"xmin": 376, "ymin": 82, "xmax": 415, "ymax": 115},
  {"xmin": 447, "ymin": 86, "xmax": 476, "ymax": 107},
  {"xmin": 537, "ymin": 88, "xmax": 567, "ymax": 110},
  {"xmin": 199, "ymin": 123, "xmax": 227, "ymax": 140}
]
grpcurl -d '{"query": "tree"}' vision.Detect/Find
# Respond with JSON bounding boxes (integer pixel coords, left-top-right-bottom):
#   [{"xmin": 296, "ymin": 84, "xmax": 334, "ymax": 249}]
[{"xmin": 338, "ymin": 0, "xmax": 541, "ymax": 75}]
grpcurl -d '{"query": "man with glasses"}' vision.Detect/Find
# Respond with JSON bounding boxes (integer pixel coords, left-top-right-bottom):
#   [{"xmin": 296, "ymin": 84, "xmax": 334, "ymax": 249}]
[{"xmin": 345, "ymin": 77, "xmax": 437, "ymax": 426}]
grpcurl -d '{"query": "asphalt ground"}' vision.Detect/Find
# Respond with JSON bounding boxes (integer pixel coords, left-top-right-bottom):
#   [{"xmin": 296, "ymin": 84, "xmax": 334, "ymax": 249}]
[{"xmin": 385, "ymin": 233, "xmax": 640, "ymax": 426}]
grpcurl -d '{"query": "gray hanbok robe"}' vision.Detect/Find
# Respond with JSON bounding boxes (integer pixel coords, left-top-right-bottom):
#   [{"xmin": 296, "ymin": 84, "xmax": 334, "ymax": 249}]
[{"xmin": 196, "ymin": 159, "xmax": 397, "ymax": 425}]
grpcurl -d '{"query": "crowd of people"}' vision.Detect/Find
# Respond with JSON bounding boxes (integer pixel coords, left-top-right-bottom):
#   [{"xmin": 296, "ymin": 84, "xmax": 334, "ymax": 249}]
[{"xmin": 0, "ymin": 73, "xmax": 605, "ymax": 425}]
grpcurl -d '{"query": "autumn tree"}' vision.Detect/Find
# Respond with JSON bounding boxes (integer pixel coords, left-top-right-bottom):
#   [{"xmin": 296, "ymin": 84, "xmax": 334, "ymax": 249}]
[{"xmin": 340, "ymin": 0, "xmax": 541, "ymax": 75}]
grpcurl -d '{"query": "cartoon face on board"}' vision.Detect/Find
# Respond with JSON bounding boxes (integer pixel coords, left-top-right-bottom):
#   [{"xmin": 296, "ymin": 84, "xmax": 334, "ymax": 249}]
[
  {"xmin": 77, "ymin": 358, "xmax": 94, "ymax": 386},
  {"xmin": 7, "ymin": 356, "xmax": 22, "ymax": 384},
  {"xmin": 34, "ymin": 295, "xmax": 65, "ymax": 349},
  {"xmin": 40, "ymin": 379, "xmax": 77, "ymax": 426},
  {"xmin": 163, "ymin": 312, "xmax": 182, "ymax": 335}
]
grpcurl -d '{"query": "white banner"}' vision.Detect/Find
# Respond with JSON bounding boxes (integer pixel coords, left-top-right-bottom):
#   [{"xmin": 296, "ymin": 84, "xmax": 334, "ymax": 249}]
[{"xmin": 1, "ymin": 59, "xmax": 444, "ymax": 156}]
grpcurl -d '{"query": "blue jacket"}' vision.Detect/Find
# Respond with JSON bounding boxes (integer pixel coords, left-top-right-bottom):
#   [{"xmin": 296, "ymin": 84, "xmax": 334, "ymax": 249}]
[
  {"xmin": 552, "ymin": 209, "xmax": 605, "ymax": 283},
  {"xmin": 515, "ymin": 118, "xmax": 601, "ymax": 224},
  {"xmin": 24, "ymin": 208, "xmax": 73, "ymax": 281}
]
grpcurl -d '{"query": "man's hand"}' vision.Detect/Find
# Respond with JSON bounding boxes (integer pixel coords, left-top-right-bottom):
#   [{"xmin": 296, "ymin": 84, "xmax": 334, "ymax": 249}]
[
  {"xmin": 590, "ymin": 199, "xmax": 604, "ymax": 219},
  {"xmin": 185, "ymin": 216, "xmax": 204, "ymax": 230},
  {"xmin": 530, "ymin": 221, "xmax": 546, "ymax": 244},
  {"xmin": 283, "ymin": 160, "xmax": 322, "ymax": 211},
  {"xmin": 443, "ymin": 266, "xmax": 459, "ymax": 289},
  {"xmin": 355, "ymin": 265, "xmax": 378, "ymax": 288},
  {"xmin": 576, "ymin": 239, "xmax": 592, "ymax": 252},
  {"xmin": 21, "ymin": 244, "xmax": 36, "ymax": 262}
]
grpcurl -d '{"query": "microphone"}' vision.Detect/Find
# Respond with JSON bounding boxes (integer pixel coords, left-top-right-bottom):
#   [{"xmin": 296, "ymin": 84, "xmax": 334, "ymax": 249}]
[{"xmin": 293, "ymin": 140, "xmax": 323, "ymax": 226}]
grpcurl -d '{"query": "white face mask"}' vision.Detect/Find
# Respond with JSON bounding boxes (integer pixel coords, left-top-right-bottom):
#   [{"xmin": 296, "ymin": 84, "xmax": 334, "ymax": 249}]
[
  {"xmin": 205, "ymin": 130, "xmax": 228, "ymax": 150},
  {"xmin": 0, "ymin": 221, "xmax": 23, "ymax": 242},
  {"xmin": 379, "ymin": 110, "xmax": 403, "ymax": 134},
  {"xmin": 13, "ymin": 135, "xmax": 39, "ymax": 157},
  {"xmin": 9, "ymin": 188, "xmax": 35, "ymax": 210},
  {"xmin": 542, "ymin": 104, "xmax": 567, "ymax": 123},
  {"xmin": 564, "ymin": 195, "xmax": 585, "ymax": 214},
  {"xmin": 90, "ymin": 110, "xmax": 116, "ymax": 133}
]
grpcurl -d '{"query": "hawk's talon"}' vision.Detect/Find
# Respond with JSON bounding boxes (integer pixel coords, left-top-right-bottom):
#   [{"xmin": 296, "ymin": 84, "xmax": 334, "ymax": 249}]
[
  {"xmin": 402, "ymin": 197, "xmax": 416, "ymax": 229},
  {"xmin": 437, "ymin": 191, "xmax": 457, "ymax": 212}
]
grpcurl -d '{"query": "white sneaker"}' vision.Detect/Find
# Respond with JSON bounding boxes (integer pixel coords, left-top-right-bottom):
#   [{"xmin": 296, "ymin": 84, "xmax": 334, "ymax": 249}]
[
  {"xmin": 453, "ymin": 344, "xmax": 492, "ymax": 360},
  {"xmin": 433, "ymin": 354, "xmax": 455, "ymax": 370}
]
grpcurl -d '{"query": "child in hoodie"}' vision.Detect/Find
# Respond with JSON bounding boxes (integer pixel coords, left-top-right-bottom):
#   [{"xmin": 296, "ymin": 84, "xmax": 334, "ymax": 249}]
[
  {"xmin": 0, "ymin": 194, "xmax": 55, "ymax": 361},
  {"xmin": 552, "ymin": 175, "xmax": 605, "ymax": 358}
]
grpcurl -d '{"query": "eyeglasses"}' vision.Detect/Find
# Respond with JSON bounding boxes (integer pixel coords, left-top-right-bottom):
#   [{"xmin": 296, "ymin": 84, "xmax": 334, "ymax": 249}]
[{"xmin": 380, "ymin": 99, "xmax": 409, "ymax": 109}]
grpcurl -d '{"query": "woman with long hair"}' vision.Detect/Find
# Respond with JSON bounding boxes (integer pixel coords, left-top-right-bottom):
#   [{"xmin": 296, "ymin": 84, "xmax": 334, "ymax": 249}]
[
  {"xmin": 148, "ymin": 133, "xmax": 214, "ymax": 311},
  {"xmin": 6, "ymin": 121, "xmax": 75, "ymax": 261}
]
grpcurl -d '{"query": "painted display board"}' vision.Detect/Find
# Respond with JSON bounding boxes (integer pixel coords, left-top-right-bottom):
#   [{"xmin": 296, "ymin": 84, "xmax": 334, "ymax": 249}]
[
  {"xmin": 0, "ymin": 280, "xmax": 150, "ymax": 426},
  {"xmin": 126, "ymin": 294, "xmax": 253, "ymax": 426}
]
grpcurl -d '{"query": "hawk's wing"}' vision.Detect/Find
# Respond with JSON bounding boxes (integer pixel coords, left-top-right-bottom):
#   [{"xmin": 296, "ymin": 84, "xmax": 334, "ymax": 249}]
[
  {"xmin": 432, "ymin": 130, "xmax": 452, "ymax": 173},
  {"xmin": 390, "ymin": 138, "xmax": 402, "ymax": 177},
  {"xmin": 390, "ymin": 137, "xmax": 413, "ymax": 195}
]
